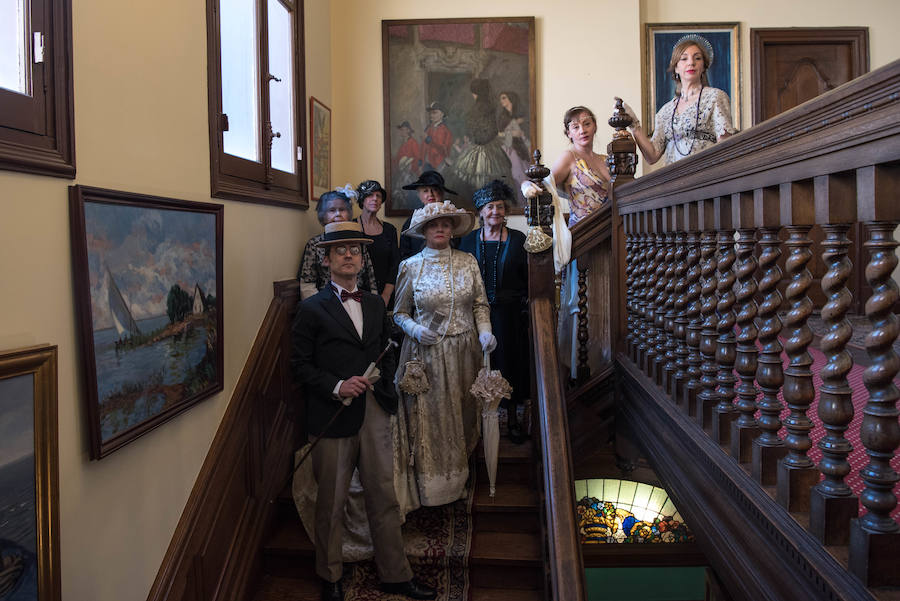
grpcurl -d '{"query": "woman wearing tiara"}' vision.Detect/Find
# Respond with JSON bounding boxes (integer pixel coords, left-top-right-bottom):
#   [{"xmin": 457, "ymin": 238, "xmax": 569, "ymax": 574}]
[{"xmin": 625, "ymin": 34, "xmax": 736, "ymax": 165}]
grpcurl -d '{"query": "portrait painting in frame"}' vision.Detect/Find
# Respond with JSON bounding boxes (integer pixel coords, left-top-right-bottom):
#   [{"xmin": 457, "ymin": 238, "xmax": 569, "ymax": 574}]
[
  {"xmin": 643, "ymin": 22, "xmax": 741, "ymax": 135},
  {"xmin": 0, "ymin": 344, "xmax": 60, "ymax": 601},
  {"xmin": 309, "ymin": 96, "xmax": 332, "ymax": 201},
  {"xmin": 382, "ymin": 17, "xmax": 536, "ymax": 215},
  {"xmin": 69, "ymin": 186, "xmax": 224, "ymax": 459}
]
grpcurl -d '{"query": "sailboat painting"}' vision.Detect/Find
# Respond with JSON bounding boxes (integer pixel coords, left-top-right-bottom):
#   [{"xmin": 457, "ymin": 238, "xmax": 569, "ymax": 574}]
[{"xmin": 70, "ymin": 186, "xmax": 224, "ymax": 459}]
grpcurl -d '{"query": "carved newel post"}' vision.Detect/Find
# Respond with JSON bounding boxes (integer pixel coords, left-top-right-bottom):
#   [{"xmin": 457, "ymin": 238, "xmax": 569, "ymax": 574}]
[
  {"xmin": 524, "ymin": 150, "xmax": 555, "ymax": 302},
  {"xmin": 607, "ymin": 97, "xmax": 638, "ymax": 184}
]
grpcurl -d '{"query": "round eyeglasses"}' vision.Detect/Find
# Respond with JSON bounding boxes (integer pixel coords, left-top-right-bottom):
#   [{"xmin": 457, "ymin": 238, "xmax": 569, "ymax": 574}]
[{"xmin": 333, "ymin": 245, "xmax": 362, "ymax": 256}]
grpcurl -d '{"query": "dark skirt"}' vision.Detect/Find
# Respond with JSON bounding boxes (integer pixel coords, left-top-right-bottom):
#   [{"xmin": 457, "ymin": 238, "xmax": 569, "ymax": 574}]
[{"xmin": 489, "ymin": 299, "xmax": 530, "ymax": 405}]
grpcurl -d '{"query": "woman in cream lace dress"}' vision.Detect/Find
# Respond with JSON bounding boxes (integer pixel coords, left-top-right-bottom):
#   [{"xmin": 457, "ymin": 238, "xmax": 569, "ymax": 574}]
[{"xmin": 394, "ymin": 201, "xmax": 497, "ymax": 506}]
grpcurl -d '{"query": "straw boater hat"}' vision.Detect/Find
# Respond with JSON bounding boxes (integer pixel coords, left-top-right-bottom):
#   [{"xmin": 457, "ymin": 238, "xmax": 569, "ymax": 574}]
[
  {"xmin": 316, "ymin": 221, "xmax": 373, "ymax": 247},
  {"xmin": 401, "ymin": 201, "xmax": 475, "ymax": 239}
]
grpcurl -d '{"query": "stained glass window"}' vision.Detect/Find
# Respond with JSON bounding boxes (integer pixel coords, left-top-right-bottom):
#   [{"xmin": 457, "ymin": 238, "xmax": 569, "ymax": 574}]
[{"xmin": 575, "ymin": 479, "xmax": 694, "ymax": 544}]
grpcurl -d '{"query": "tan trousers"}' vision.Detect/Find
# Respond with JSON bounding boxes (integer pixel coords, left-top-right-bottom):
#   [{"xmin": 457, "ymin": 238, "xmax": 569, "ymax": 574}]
[{"xmin": 311, "ymin": 392, "xmax": 412, "ymax": 584}]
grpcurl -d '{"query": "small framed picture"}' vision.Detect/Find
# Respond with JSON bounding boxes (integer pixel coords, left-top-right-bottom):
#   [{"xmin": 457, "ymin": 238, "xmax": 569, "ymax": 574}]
[
  {"xmin": 643, "ymin": 22, "xmax": 741, "ymax": 134},
  {"xmin": 309, "ymin": 96, "xmax": 332, "ymax": 201}
]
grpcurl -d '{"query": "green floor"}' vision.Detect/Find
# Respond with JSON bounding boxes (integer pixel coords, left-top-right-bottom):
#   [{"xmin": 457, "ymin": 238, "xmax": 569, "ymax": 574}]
[{"xmin": 585, "ymin": 567, "xmax": 706, "ymax": 601}]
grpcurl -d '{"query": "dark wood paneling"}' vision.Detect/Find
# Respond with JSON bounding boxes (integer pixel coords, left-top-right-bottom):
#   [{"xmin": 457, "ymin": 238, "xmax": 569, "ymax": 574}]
[{"xmin": 146, "ymin": 280, "xmax": 301, "ymax": 601}]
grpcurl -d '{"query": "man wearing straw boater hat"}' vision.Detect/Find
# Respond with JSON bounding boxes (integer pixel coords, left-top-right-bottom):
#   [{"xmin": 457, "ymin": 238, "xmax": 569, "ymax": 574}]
[{"xmin": 291, "ymin": 220, "xmax": 436, "ymax": 601}]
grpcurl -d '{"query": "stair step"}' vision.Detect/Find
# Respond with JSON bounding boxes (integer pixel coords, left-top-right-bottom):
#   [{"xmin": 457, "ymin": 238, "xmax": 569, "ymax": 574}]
[
  {"xmin": 471, "ymin": 586, "xmax": 544, "ymax": 601},
  {"xmin": 262, "ymin": 518, "xmax": 317, "ymax": 579},
  {"xmin": 471, "ymin": 531, "xmax": 541, "ymax": 565},
  {"xmin": 473, "ymin": 481, "xmax": 540, "ymax": 533},
  {"xmin": 250, "ymin": 575, "xmax": 321, "ymax": 601},
  {"xmin": 476, "ymin": 436, "xmax": 534, "ymax": 463}
]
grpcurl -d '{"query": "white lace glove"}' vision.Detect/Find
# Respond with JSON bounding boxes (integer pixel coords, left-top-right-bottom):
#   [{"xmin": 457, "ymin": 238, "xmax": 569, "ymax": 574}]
[
  {"xmin": 521, "ymin": 181, "xmax": 542, "ymax": 199},
  {"xmin": 618, "ymin": 98, "xmax": 641, "ymax": 130},
  {"xmin": 411, "ymin": 324, "xmax": 439, "ymax": 345},
  {"xmin": 479, "ymin": 331, "xmax": 497, "ymax": 353}
]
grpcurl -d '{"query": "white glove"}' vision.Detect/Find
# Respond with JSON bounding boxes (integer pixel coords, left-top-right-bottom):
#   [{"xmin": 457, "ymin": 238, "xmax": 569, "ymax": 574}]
[
  {"xmin": 411, "ymin": 324, "xmax": 439, "ymax": 345},
  {"xmin": 617, "ymin": 98, "xmax": 641, "ymax": 130},
  {"xmin": 479, "ymin": 331, "xmax": 497, "ymax": 353},
  {"xmin": 521, "ymin": 181, "xmax": 542, "ymax": 199}
]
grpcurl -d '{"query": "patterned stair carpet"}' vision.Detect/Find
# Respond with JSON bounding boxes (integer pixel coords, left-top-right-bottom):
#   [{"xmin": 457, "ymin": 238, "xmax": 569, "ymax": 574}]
[
  {"xmin": 343, "ymin": 486, "xmax": 474, "ymax": 601},
  {"xmin": 773, "ymin": 341, "xmax": 900, "ymax": 521}
]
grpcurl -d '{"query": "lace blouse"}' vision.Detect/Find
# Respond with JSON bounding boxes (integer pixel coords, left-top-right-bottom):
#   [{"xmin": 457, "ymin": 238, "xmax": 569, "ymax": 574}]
[{"xmin": 649, "ymin": 87, "xmax": 736, "ymax": 166}]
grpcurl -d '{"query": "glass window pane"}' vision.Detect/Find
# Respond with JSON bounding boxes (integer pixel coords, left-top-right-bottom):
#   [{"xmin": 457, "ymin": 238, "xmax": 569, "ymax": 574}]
[
  {"xmin": 220, "ymin": 0, "xmax": 259, "ymax": 162},
  {"xmin": 267, "ymin": 0, "xmax": 295, "ymax": 174},
  {"xmin": 0, "ymin": 0, "xmax": 29, "ymax": 95}
]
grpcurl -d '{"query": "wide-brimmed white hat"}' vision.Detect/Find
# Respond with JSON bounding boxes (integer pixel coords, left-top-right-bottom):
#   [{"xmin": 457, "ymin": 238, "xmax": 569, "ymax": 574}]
[{"xmin": 401, "ymin": 200, "xmax": 475, "ymax": 239}]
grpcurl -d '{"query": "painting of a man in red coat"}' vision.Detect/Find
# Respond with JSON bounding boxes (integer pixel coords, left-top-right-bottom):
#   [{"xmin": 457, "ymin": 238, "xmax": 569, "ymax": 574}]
[{"xmin": 420, "ymin": 101, "xmax": 453, "ymax": 172}]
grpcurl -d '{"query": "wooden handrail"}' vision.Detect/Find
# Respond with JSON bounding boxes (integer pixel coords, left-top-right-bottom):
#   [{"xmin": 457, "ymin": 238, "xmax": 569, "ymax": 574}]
[{"xmin": 530, "ymin": 296, "xmax": 585, "ymax": 601}]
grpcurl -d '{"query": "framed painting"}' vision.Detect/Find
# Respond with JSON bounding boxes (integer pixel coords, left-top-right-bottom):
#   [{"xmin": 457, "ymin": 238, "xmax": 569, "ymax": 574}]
[
  {"xmin": 643, "ymin": 22, "xmax": 741, "ymax": 135},
  {"xmin": 309, "ymin": 96, "xmax": 332, "ymax": 201},
  {"xmin": 0, "ymin": 344, "xmax": 60, "ymax": 601},
  {"xmin": 69, "ymin": 186, "xmax": 224, "ymax": 459},
  {"xmin": 382, "ymin": 17, "xmax": 536, "ymax": 215}
]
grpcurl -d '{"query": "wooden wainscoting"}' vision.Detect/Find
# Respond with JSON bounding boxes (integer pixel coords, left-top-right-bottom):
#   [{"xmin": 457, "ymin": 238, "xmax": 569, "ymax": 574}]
[{"xmin": 147, "ymin": 279, "xmax": 301, "ymax": 601}]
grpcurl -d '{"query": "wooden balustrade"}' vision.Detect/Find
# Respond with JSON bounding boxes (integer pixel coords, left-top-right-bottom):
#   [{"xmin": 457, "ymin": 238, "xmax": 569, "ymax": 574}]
[{"xmin": 606, "ymin": 59, "xmax": 900, "ymax": 596}]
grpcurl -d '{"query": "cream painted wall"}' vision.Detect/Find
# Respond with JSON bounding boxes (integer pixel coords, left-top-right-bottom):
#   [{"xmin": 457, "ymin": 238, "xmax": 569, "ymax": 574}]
[
  {"xmin": 641, "ymin": 0, "xmax": 900, "ymax": 132},
  {"xmin": 329, "ymin": 0, "xmax": 643, "ymax": 234},
  {"xmin": 0, "ymin": 1, "xmax": 329, "ymax": 601}
]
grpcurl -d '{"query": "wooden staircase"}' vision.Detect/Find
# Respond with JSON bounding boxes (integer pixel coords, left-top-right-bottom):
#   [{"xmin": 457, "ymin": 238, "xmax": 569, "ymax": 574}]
[{"xmin": 250, "ymin": 431, "xmax": 546, "ymax": 601}]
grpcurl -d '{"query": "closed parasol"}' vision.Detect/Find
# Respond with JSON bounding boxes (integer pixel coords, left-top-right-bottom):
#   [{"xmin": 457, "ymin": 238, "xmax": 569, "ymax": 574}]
[{"xmin": 470, "ymin": 350, "xmax": 512, "ymax": 497}]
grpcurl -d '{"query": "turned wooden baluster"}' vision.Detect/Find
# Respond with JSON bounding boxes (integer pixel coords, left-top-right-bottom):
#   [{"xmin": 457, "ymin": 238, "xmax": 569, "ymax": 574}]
[
  {"xmin": 576, "ymin": 262, "xmax": 589, "ymax": 382},
  {"xmin": 849, "ymin": 165, "xmax": 900, "ymax": 588},
  {"xmin": 731, "ymin": 192, "xmax": 760, "ymax": 462},
  {"xmin": 682, "ymin": 202, "xmax": 702, "ymax": 416},
  {"xmin": 629, "ymin": 213, "xmax": 647, "ymax": 363},
  {"xmin": 654, "ymin": 207, "xmax": 676, "ymax": 387},
  {"xmin": 662, "ymin": 206, "xmax": 684, "ymax": 399},
  {"xmin": 696, "ymin": 199, "xmax": 719, "ymax": 429},
  {"xmin": 624, "ymin": 214, "xmax": 636, "ymax": 358},
  {"xmin": 672, "ymin": 204, "xmax": 691, "ymax": 409},
  {"xmin": 713, "ymin": 196, "xmax": 737, "ymax": 446},
  {"xmin": 637, "ymin": 212, "xmax": 656, "ymax": 369},
  {"xmin": 810, "ymin": 173, "xmax": 859, "ymax": 546},
  {"xmin": 776, "ymin": 181, "xmax": 818, "ymax": 513},
  {"xmin": 644, "ymin": 210, "xmax": 665, "ymax": 376},
  {"xmin": 752, "ymin": 187, "xmax": 787, "ymax": 486}
]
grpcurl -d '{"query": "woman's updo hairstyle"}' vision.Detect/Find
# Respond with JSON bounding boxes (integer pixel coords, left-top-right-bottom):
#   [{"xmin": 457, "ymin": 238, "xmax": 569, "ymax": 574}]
[{"xmin": 562, "ymin": 106, "xmax": 596, "ymax": 139}]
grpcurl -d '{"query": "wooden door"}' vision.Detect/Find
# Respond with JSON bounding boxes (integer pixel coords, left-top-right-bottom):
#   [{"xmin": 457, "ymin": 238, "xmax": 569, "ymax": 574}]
[{"xmin": 750, "ymin": 28, "xmax": 868, "ymax": 125}]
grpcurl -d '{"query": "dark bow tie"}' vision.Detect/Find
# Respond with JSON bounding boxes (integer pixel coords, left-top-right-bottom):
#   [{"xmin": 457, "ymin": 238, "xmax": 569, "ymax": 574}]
[{"xmin": 334, "ymin": 287, "xmax": 363, "ymax": 303}]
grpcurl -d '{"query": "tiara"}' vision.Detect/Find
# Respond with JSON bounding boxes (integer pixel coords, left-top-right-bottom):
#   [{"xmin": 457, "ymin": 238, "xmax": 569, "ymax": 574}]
[{"xmin": 674, "ymin": 34, "xmax": 714, "ymax": 68}]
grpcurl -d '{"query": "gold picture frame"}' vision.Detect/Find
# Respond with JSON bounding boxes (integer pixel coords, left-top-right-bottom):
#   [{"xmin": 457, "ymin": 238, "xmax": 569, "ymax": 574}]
[
  {"xmin": 0, "ymin": 344, "xmax": 60, "ymax": 601},
  {"xmin": 643, "ymin": 22, "xmax": 741, "ymax": 134}
]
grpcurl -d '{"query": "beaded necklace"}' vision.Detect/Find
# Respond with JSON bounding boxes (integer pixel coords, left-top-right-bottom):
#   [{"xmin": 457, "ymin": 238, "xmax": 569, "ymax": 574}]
[
  {"xmin": 479, "ymin": 227, "xmax": 505, "ymax": 304},
  {"xmin": 671, "ymin": 85, "xmax": 704, "ymax": 157}
]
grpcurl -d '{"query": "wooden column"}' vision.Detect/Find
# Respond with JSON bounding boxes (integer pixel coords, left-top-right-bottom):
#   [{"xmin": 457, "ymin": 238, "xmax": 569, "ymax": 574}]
[
  {"xmin": 654, "ymin": 207, "xmax": 675, "ymax": 387},
  {"xmin": 731, "ymin": 191, "xmax": 760, "ymax": 462},
  {"xmin": 668, "ymin": 206, "xmax": 688, "ymax": 400},
  {"xmin": 696, "ymin": 199, "xmax": 719, "ymax": 430},
  {"xmin": 752, "ymin": 186, "xmax": 786, "ymax": 485},
  {"xmin": 849, "ymin": 164, "xmax": 900, "ymax": 587},
  {"xmin": 776, "ymin": 180, "xmax": 818, "ymax": 512},
  {"xmin": 624, "ymin": 213, "xmax": 636, "ymax": 358},
  {"xmin": 575, "ymin": 261, "xmax": 590, "ymax": 383},
  {"xmin": 713, "ymin": 195, "xmax": 737, "ymax": 445},
  {"xmin": 809, "ymin": 172, "xmax": 858, "ymax": 545},
  {"xmin": 630, "ymin": 212, "xmax": 648, "ymax": 364},
  {"xmin": 682, "ymin": 202, "xmax": 702, "ymax": 416},
  {"xmin": 636, "ymin": 211, "xmax": 655, "ymax": 369},
  {"xmin": 644, "ymin": 210, "xmax": 665, "ymax": 377}
]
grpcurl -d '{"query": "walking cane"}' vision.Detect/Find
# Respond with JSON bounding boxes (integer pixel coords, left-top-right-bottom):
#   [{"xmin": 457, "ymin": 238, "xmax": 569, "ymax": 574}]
[{"xmin": 283, "ymin": 339, "xmax": 398, "ymax": 489}]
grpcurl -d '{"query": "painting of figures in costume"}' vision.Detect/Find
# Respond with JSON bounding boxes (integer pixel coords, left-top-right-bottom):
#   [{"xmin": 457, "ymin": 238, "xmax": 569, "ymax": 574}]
[
  {"xmin": 0, "ymin": 345, "xmax": 60, "ymax": 601},
  {"xmin": 69, "ymin": 186, "xmax": 224, "ymax": 459},
  {"xmin": 382, "ymin": 17, "xmax": 536, "ymax": 215}
]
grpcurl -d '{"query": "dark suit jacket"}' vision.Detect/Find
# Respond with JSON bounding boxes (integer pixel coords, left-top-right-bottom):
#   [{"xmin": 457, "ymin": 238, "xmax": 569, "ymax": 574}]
[{"xmin": 291, "ymin": 286, "xmax": 398, "ymax": 438}]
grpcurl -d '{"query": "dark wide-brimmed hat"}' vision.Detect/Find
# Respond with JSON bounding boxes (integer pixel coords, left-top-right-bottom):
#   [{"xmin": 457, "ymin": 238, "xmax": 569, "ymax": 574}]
[
  {"xmin": 473, "ymin": 180, "xmax": 514, "ymax": 211},
  {"xmin": 316, "ymin": 221, "xmax": 373, "ymax": 247},
  {"xmin": 401, "ymin": 201, "xmax": 475, "ymax": 239},
  {"xmin": 425, "ymin": 101, "xmax": 446, "ymax": 115},
  {"xmin": 401, "ymin": 170, "xmax": 457, "ymax": 195},
  {"xmin": 397, "ymin": 120, "xmax": 414, "ymax": 132}
]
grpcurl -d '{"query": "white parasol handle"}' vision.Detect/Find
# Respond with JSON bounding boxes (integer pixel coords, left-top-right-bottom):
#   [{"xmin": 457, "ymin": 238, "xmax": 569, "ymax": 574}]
[{"xmin": 483, "ymin": 350, "xmax": 490, "ymax": 371}]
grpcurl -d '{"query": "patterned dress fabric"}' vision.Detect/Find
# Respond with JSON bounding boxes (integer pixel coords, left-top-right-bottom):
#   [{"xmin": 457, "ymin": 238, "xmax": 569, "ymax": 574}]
[
  {"xmin": 564, "ymin": 154, "xmax": 608, "ymax": 227},
  {"xmin": 394, "ymin": 246, "xmax": 492, "ymax": 506},
  {"xmin": 649, "ymin": 87, "xmax": 736, "ymax": 166}
]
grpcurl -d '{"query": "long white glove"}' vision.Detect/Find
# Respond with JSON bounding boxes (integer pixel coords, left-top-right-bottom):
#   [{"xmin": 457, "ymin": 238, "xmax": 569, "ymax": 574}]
[
  {"xmin": 411, "ymin": 323, "xmax": 439, "ymax": 345},
  {"xmin": 618, "ymin": 98, "xmax": 641, "ymax": 130},
  {"xmin": 521, "ymin": 180, "xmax": 542, "ymax": 199},
  {"xmin": 479, "ymin": 331, "xmax": 497, "ymax": 353}
]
